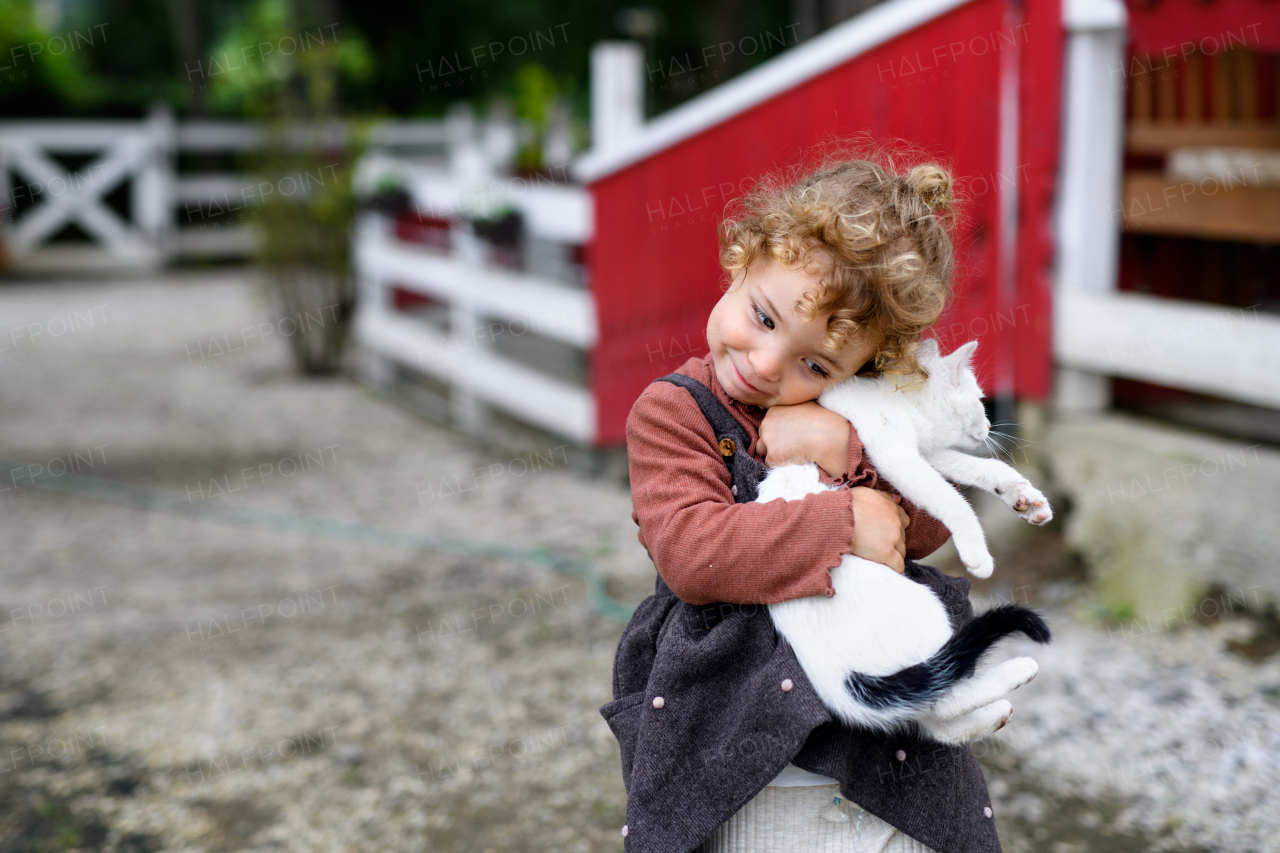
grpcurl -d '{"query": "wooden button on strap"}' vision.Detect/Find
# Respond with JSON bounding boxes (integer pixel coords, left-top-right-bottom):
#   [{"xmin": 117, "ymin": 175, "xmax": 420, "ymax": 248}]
[{"xmin": 718, "ymin": 438, "xmax": 736, "ymax": 456}]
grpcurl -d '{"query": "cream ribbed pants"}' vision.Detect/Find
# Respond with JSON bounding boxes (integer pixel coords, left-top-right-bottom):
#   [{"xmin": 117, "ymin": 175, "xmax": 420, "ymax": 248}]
[{"xmin": 694, "ymin": 784, "xmax": 940, "ymax": 853}]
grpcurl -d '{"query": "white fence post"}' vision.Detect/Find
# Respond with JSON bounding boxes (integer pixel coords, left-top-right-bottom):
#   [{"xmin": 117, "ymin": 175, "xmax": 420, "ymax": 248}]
[
  {"xmin": 590, "ymin": 42, "xmax": 644, "ymax": 154},
  {"xmin": 482, "ymin": 98, "xmax": 519, "ymax": 177},
  {"xmin": 137, "ymin": 103, "xmax": 176, "ymax": 263},
  {"xmin": 446, "ymin": 102, "xmax": 488, "ymax": 186},
  {"xmin": 1053, "ymin": 0, "xmax": 1127, "ymax": 413}
]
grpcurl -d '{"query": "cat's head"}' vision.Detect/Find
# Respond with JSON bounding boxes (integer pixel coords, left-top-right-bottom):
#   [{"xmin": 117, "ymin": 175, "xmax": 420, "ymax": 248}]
[{"xmin": 916, "ymin": 339, "xmax": 990, "ymax": 449}]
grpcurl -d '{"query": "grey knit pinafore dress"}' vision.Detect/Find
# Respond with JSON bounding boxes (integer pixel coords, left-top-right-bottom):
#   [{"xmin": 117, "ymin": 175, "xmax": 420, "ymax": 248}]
[{"xmin": 649, "ymin": 374, "xmax": 942, "ymax": 853}]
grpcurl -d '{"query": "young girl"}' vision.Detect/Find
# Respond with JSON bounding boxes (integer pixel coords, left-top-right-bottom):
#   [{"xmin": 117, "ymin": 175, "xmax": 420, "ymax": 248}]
[{"xmin": 605, "ymin": 152, "xmax": 1011, "ymax": 853}]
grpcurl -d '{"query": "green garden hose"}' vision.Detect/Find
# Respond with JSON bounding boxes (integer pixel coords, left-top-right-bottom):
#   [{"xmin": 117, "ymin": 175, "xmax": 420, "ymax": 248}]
[{"xmin": 3, "ymin": 460, "xmax": 635, "ymax": 623}]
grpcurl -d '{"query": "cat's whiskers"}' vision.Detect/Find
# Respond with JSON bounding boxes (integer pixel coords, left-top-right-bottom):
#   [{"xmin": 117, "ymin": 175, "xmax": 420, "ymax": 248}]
[
  {"xmin": 983, "ymin": 433, "xmax": 1020, "ymax": 464},
  {"xmin": 987, "ymin": 432, "xmax": 1033, "ymax": 464},
  {"xmin": 986, "ymin": 422, "xmax": 1034, "ymax": 463}
]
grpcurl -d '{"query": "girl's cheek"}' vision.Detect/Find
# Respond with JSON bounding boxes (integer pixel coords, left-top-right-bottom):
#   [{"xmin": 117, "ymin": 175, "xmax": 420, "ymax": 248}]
[{"xmin": 726, "ymin": 316, "xmax": 755, "ymax": 348}]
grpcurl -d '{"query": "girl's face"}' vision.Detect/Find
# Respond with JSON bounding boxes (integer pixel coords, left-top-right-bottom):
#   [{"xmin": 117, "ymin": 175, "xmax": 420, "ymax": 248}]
[{"xmin": 706, "ymin": 258, "xmax": 877, "ymax": 408}]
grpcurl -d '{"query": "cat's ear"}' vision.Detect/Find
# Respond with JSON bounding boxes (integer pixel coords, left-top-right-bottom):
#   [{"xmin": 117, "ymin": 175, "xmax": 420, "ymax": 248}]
[
  {"xmin": 917, "ymin": 338, "xmax": 940, "ymax": 360},
  {"xmin": 944, "ymin": 340, "xmax": 979, "ymax": 384}
]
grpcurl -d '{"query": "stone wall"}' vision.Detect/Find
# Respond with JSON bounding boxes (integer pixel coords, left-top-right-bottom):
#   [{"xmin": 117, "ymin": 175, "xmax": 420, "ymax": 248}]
[{"xmin": 1042, "ymin": 412, "xmax": 1278, "ymax": 620}]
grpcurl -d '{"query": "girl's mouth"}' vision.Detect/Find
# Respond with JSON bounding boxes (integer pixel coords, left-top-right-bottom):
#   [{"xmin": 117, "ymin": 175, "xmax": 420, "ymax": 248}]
[{"xmin": 733, "ymin": 361, "xmax": 763, "ymax": 394}]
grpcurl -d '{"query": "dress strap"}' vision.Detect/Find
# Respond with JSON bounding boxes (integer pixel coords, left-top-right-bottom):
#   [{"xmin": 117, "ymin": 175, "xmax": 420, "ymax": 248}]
[{"xmin": 653, "ymin": 373, "xmax": 767, "ymax": 504}]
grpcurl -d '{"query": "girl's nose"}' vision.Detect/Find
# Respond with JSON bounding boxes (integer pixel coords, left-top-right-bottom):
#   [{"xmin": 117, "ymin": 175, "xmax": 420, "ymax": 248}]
[{"xmin": 749, "ymin": 348, "xmax": 782, "ymax": 383}]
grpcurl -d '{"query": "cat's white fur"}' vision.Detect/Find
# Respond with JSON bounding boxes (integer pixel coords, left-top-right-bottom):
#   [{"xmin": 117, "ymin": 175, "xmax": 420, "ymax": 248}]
[{"xmin": 760, "ymin": 339, "xmax": 1050, "ymax": 743}]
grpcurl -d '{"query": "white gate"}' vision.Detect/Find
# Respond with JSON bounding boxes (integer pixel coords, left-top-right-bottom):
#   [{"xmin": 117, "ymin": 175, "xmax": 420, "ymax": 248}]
[
  {"xmin": 0, "ymin": 110, "xmax": 173, "ymax": 269},
  {"xmin": 0, "ymin": 108, "xmax": 448, "ymax": 272}
]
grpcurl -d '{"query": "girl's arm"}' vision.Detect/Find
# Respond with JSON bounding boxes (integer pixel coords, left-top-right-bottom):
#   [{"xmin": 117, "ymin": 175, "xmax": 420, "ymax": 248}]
[
  {"xmin": 760, "ymin": 402, "xmax": 954, "ymax": 561},
  {"xmin": 627, "ymin": 382, "xmax": 856, "ymax": 606}
]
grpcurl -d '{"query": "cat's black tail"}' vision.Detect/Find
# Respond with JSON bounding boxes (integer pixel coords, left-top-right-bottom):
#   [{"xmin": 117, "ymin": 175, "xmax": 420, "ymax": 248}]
[{"xmin": 843, "ymin": 605, "xmax": 1051, "ymax": 712}]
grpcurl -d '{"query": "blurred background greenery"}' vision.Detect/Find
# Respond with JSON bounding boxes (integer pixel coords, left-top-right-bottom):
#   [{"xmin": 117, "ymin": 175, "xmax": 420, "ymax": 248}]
[
  {"xmin": 0, "ymin": 0, "xmax": 837, "ymax": 124},
  {"xmin": 0, "ymin": 0, "xmax": 853, "ymax": 373}
]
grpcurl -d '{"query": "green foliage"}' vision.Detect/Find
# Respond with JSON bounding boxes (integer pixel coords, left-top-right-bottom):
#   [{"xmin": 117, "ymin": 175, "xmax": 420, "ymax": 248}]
[
  {"xmin": 214, "ymin": 0, "xmax": 371, "ymax": 374},
  {"xmin": 0, "ymin": 0, "xmax": 104, "ymax": 108},
  {"xmin": 513, "ymin": 63, "xmax": 559, "ymax": 128},
  {"xmin": 205, "ymin": 0, "xmax": 372, "ymax": 119},
  {"xmin": 511, "ymin": 62, "xmax": 573, "ymax": 172},
  {"xmin": 254, "ymin": 142, "xmax": 360, "ymax": 279},
  {"xmin": 0, "ymin": 0, "xmax": 803, "ymax": 126}
]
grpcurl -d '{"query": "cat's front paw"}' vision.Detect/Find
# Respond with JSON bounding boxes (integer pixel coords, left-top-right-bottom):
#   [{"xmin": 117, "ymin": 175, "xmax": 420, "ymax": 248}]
[
  {"xmin": 998, "ymin": 480, "xmax": 1053, "ymax": 525},
  {"xmin": 965, "ymin": 555, "xmax": 995, "ymax": 579}
]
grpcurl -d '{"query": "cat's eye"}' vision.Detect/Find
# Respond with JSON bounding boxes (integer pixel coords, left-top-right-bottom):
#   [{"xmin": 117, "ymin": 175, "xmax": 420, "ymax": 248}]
[
  {"xmin": 804, "ymin": 359, "xmax": 829, "ymax": 378},
  {"xmin": 753, "ymin": 303, "xmax": 775, "ymax": 330}
]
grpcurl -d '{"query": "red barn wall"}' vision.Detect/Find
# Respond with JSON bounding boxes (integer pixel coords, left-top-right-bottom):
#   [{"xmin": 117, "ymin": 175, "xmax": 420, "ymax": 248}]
[
  {"xmin": 588, "ymin": 0, "xmax": 1063, "ymax": 444},
  {"xmin": 1125, "ymin": 0, "xmax": 1280, "ymax": 54}
]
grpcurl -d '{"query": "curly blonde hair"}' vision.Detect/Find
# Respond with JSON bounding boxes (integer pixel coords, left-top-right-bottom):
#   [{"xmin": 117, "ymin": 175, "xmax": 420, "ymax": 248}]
[{"xmin": 718, "ymin": 143, "xmax": 956, "ymax": 380}]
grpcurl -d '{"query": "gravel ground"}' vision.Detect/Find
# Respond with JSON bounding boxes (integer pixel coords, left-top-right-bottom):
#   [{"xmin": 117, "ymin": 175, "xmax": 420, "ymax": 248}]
[{"xmin": 0, "ymin": 271, "xmax": 1277, "ymax": 852}]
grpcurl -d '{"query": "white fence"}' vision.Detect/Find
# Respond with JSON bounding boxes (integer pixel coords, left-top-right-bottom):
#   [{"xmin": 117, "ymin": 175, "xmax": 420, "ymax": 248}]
[
  {"xmin": 0, "ymin": 106, "xmax": 449, "ymax": 271},
  {"xmin": 1054, "ymin": 0, "xmax": 1280, "ymax": 413},
  {"xmin": 351, "ymin": 101, "xmax": 596, "ymax": 442},
  {"xmin": 0, "ymin": 98, "xmax": 602, "ymax": 442}
]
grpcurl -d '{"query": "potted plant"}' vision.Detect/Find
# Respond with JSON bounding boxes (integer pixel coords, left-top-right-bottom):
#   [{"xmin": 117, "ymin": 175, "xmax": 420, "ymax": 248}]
[{"xmin": 209, "ymin": 0, "xmax": 372, "ymax": 374}]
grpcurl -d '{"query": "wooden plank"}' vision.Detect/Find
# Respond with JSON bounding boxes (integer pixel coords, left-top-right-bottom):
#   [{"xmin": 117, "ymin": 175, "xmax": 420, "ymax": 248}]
[
  {"xmin": 177, "ymin": 120, "xmax": 448, "ymax": 152},
  {"xmin": 1, "ymin": 120, "xmax": 445, "ymax": 154},
  {"xmin": 1184, "ymin": 50, "xmax": 1203, "ymax": 123},
  {"xmin": 1121, "ymin": 171, "xmax": 1280, "ymax": 241},
  {"xmin": 1055, "ymin": 289, "xmax": 1280, "ymax": 410},
  {"xmin": 3, "ymin": 244, "xmax": 161, "ymax": 271},
  {"xmin": 174, "ymin": 226, "xmax": 259, "ymax": 256},
  {"xmin": 1127, "ymin": 121, "xmax": 1280, "ymax": 153},
  {"xmin": 1132, "ymin": 57, "xmax": 1153, "ymax": 121},
  {"xmin": 1236, "ymin": 49, "xmax": 1257, "ymax": 121},
  {"xmin": 0, "ymin": 122, "xmax": 147, "ymax": 150},
  {"xmin": 1156, "ymin": 56, "xmax": 1177, "ymax": 122},
  {"xmin": 176, "ymin": 175, "xmax": 255, "ymax": 205},
  {"xmin": 355, "ymin": 223, "xmax": 596, "ymax": 348},
  {"xmin": 177, "ymin": 122, "xmax": 263, "ymax": 151},
  {"xmin": 354, "ymin": 306, "xmax": 594, "ymax": 442},
  {"xmin": 1212, "ymin": 50, "xmax": 1233, "ymax": 121},
  {"xmin": 370, "ymin": 122, "xmax": 450, "ymax": 146}
]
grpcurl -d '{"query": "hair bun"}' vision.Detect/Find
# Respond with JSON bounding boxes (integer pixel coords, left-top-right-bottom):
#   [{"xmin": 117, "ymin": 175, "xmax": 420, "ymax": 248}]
[{"xmin": 906, "ymin": 164, "xmax": 954, "ymax": 214}]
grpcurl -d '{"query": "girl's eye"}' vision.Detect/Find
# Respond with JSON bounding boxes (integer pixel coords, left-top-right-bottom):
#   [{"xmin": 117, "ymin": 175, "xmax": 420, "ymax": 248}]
[
  {"xmin": 805, "ymin": 359, "xmax": 829, "ymax": 378},
  {"xmin": 753, "ymin": 304, "xmax": 775, "ymax": 330}
]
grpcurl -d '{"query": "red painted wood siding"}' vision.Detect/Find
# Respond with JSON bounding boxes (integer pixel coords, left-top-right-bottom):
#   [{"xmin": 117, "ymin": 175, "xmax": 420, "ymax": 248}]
[
  {"xmin": 588, "ymin": 0, "xmax": 1063, "ymax": 444},
  {"xmin": 1125, "ymin": 0, "xmax": 1280, "ymax": 55},
  {"xmin": 1013, "ymin": 0, "xmax": 1063, "ymax": 406}
]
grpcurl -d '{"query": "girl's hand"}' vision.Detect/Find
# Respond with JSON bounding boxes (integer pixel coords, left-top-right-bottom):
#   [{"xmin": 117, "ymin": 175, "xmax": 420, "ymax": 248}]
[
  {"xmin": 849, "ymin": 487, "xmax": 909, "ymax": 573},
  {"xmin": 756, "ymin": 402, "xmax": 851, "ymax": 478}
]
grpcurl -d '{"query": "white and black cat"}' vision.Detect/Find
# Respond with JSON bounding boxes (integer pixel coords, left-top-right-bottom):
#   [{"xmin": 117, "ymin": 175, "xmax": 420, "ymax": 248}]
[{"xmin": 761, "ymin": 339, "xmax": 1052, "ymax": 744}]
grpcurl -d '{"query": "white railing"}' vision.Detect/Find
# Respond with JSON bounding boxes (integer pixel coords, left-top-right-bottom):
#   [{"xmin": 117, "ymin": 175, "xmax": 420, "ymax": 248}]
[
  {"xmin": 351, "ymin": 106, "xmax": 596, "ymax": 442},
  {"xmin": 0, "ymin": 100, "xmax": 602, "ymax": 440},
  {"xmin": 1052, "ymin": 0, "xmax": 1280, "ymax": 413},
  {"xmin": 354, "ymin": 215, "xmax": 596, "ymax": 442},
  {"xmin": 1055, "ymin": 290, "xmax": 1280, "ymax": 409},
  {"xmin": 0, "ymin": 106, "xmax": 449, "ymax": 271}
]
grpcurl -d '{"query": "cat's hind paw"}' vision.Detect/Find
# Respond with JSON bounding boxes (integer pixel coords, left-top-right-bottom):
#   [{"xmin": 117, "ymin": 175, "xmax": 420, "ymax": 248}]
[
  {"xmin": 930, "ymin": 657, "xmax": 1038, "ymax": 721},
  {"xmin": 918, "ymin": 700, "xmax": 1013, "ymax": 745},
  {"xmin": 998, "ymin": 480, "xmax": 1053, "ymax": 525}
]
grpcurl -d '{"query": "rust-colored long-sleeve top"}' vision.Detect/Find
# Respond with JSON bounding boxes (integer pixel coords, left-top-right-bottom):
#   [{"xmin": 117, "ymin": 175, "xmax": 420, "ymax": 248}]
[{"xmin": 627, "ymin": 353, "xmax": 952, "ymax": 606}]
